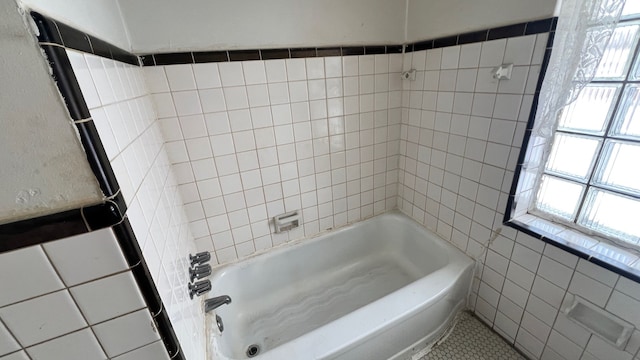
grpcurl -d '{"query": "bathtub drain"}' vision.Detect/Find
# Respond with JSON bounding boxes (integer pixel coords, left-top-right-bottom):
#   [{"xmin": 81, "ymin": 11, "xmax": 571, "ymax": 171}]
[{"xmin": 246, "ymin": 344, "xmax": 260, "ymax": 358}]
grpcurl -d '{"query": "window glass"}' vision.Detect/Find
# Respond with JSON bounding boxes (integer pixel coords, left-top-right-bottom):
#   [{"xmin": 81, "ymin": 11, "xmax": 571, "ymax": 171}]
[
  {"xmin": 593, "ymin": 140, "xmax": 640, "ymax": 195},
  {"xmin": 535, "ymin": 175, "xmax": 585, "ymax": 220},
  {"xmin": 546, "ymin": 133, "xmax": 601, "ymax": 181},
  {"xmin": 578, "ymin": 188, "xmax": 640, "ymax": 243},
  {"xmin": 593, "ymin": 24, "xmax": 640, "ymax": 80},
  {"xmin": 559, "ymin": 85, "xmax": 621, "ymax": 134},
  {"xmin": 610, "ymin": 84, "xmax": 640, "ymax": 139}
]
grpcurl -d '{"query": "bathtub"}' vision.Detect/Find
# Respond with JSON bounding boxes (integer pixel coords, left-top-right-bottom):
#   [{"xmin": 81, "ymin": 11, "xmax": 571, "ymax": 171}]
[{"xmin": 207, "ymin": 211, "xmax": 474, "ymax": 360}]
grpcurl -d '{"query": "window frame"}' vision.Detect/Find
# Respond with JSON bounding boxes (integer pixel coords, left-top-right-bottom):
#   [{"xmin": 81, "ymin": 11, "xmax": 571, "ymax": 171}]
[
  {"xmin": 504, "ymin": 15, "xmax": 640, "ymax": 284},
  {"xmin": 530, "ymin": 16, "xmax": 640, "ymax": 247}
]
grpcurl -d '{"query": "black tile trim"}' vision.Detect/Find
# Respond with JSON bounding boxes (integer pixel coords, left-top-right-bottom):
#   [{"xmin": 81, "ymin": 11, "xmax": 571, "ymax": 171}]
[
  {"xmin": 487, "ymin": 23, "xmax": 527, "ymax": 40},
  {"xmin": 193, "ymin": 51, "xmax": 229, "ymax": 63},
  {"xmin": 413, "ymin": 40, "xmax": 434, "ymax": 52},
  {"xmin": 0, "ymin": 200, "xmax": 127, "ymax": 252},
  {"xmin": 260, "ymin": 48, "xmax": 291, "ymax": 60},
  {"xmin": 341, "ymin": 46, "xmax": 365, "ymax": 56},
  {"xmin": 37, "ymin": 12, "xmax": 558, "ymax": 67},
  {"xmin": 316, "ymin": 47, "xmax": 341, "ymax": 57},
  {"xmin": 525, "ymin": 18, "xmax": 555, "ymax": 35},
  {"xmin": 153, "ymin": 52, "xmax": 194, "ymax": 65},
  {"xmin": 506, "ymin": 220, "xmax": 640, "ymax": 283},
  {"xmin": 433, "ymin": 35, "xmax": 458, "ymax": 49},
  {"xmin": 405, "ymin": 17, "xmax": 557, "ymax": 53},
  {"xmin": 135, "ymin": 17, "xmax": 558, "ymax": 66},
  {"xmin": 0, "ymin": 209, "xmax": 87, "ymax": 252},
  {"xmin": 228, "ymin": 50, "xmax": 261, "ymax": 61},
  {"xmin": 56, "ymin": 21, "xmax": 92, "ymax": 53},
  {"xmin": 458, "ymin": 30, "xmax": 488, "ymax": 45},
  {"xmin": 112, "ymin": 220, "xmax": 186, "ymax": 359},
  {"xmin": 31, "ymin": 12, "xmax": 139, "ymax": 67},
  {"xmin": 75, "ymin": 120, "xmax": 121, "ymax": 198},
  {"xmin": 25, "ymin": 12, "xmax": 185, "ymax": 359},
  {"xmin": 290, "ymin": 48, "xmax": 317, "ymax": 58},
  {"xmin": 88, "ymin": 35, "xmax": 112, "ymax": 59},
  {"xmin": 365, "ymin": 46, "xmax": 386, "ymax": 55},
  {"xmin": 386, "ymin": 45, "xmax": 404, "ymax": 54},
  {"xmin": 30, "ymin": 12, "xmax": 63, "ymax": 45},
  {"xmin": 40, "ymin": 44, "xmax": 91, "ymax": 121}
]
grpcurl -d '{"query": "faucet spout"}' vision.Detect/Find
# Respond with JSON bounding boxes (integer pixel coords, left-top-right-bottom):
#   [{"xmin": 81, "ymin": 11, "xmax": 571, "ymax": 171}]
[{"xmin": 204, "ymin": 295, "xmax": 232, "ymax": 313}]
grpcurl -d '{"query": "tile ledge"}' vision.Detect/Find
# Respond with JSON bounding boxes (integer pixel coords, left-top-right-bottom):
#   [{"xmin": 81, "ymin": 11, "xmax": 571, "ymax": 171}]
[{"xmin": 505, "ymin": 214, "xmax": 640, "ymax": 283}]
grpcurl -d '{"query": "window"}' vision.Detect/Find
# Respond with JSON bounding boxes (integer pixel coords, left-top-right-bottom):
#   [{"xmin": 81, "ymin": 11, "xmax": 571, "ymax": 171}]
[{"xmin": 532, "ymin": 5, "xmax": 640, "ymax": 246}]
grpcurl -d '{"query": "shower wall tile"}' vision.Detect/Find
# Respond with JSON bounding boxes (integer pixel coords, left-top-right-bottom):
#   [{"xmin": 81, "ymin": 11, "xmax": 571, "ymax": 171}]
[
  {"xmin": 144, "ymin": 54, "xmax": 403, "ymax": 264},
  {"xmin": 0, "ymin": 322, "xmax": 20, "ymax": 357},
  {"xmin": 69, "ymin": 50, "xmax": 205, "ymax": 360},
  {"xmin": 92, "ymin": 309, "xmax": 160, "ymax": 357},
  {"xmin": 0, "ymin": 232, "xmax": 161, "ymax": 360},
  {"xmin": 111, "ymin": 340, "xmax": 171, "ymax": 360},
  {"xmin": 43, "ymin": 228, "xmax": 129, "ymax": 286},
  {"xmin": 0, "ymin": 351, "xmax": 29, "ymax": 360},
  {"xmin": 0, "ymin": 290, "xmax": 86, "ymax": 347},
  {"xmin": 26, "ymin": 328, "xmax": 105, "ymax": 360},
  {"xmin": 397, "ymin": 33, "xmax": 640, "ymax": 360},
  {"xmin": 0, "ymin": 246, "xmax": 64, "ymax": 308}
]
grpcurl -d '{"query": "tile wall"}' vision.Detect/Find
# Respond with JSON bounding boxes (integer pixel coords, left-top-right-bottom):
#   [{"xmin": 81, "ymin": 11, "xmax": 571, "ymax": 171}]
[
  {"xmin": 397, "ymin": 34, "xmax": 640, "ymax": 360},
  {"xmin": 143, "ymin": 54, "xmax": 403, "ymax": 263},
  {"xmin": 0, "ymin": 229, "xmax": 167, "ymax": 360},
  {"xmin": 68, "ymin": 50, "xmax": 205, "ymax": 360}
]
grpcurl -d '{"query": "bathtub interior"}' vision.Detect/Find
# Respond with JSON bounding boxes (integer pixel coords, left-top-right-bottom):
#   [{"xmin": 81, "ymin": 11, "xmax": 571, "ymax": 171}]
[{"xmin": 211, "ymin": 213, "xmax": 463, "ymax": 359}]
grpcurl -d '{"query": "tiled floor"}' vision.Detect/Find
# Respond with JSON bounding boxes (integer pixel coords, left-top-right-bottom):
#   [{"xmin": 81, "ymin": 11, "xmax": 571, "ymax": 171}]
[{"xmin": 420, "ymin": 311, "xmax": 525, "ymax": 360}]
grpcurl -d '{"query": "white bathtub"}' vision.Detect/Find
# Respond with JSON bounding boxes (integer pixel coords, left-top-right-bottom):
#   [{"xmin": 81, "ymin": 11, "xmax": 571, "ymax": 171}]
[{"xmin": 207, "ymin": 211, "xmax": 474, "ymax": 360}]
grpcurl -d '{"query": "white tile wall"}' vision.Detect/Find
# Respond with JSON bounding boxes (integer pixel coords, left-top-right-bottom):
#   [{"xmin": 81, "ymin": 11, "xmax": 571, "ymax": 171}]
[
  {"xmin": 397, "ymin": 33, "xmax": 640, "ymax": 360},
  {"xmin": 56, "ymin": 32, "xmax": 640, "ymax": 360},
  {"xmin": 0, "ymin": 230, "xmax": 159, "ymax": 360},
  {"xmin": 69, "ymin": 50, "xmax": 204, "ymax": 360},
  {"xmin": 144, "ymin": 54, "xmax": 402, "ymax": 264}
]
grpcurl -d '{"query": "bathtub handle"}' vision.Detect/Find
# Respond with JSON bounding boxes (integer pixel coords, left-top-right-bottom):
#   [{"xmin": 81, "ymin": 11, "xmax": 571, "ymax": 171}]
[
  {"xmin": 190, "ymin": 251, "xmax": 211, "ymax": 267},
  {"xmin": 190, "ymin": 264, "xmax": 212, "ymax": 282},
  {"xmin": 188, "ymin": 279, "xmax": 211, "ymax": 299}
]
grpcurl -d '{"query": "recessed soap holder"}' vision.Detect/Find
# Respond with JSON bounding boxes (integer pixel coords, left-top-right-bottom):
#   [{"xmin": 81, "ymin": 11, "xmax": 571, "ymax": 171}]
[
  {"xmin": 563, "ymin": 294, "xmax": 634, "ymax": 349},
  {"xmin": 273, "ymin": 210, "xmax": 300, "ymax": 233}
]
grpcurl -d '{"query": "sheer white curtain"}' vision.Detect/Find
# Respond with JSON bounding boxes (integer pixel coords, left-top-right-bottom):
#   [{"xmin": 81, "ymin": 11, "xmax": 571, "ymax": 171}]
[{"xmin": 533, "ymin": 0, "xmax": 627, "ymax": 137}]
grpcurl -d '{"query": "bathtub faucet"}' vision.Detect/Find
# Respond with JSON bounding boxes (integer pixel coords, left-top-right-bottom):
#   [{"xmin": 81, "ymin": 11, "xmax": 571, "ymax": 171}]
[{"xmin": 204, "ymin": 295, "xmax": 232, "ymax": 313}]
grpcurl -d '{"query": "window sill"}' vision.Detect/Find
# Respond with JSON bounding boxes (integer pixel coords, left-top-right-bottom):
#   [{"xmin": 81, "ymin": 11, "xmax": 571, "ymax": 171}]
[{"xmin": 505, "ymin": 213, "xmax": 640, "ymax": 283}]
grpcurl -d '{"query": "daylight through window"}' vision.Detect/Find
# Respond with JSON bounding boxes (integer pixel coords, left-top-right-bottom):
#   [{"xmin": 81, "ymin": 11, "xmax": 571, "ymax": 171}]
[{"xmin": 533, "ymin": 5, "xmax": 640, "ymax": 245}]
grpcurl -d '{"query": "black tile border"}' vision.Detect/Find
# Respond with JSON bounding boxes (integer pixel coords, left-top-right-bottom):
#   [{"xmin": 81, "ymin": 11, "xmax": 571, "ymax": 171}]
[
  {"xmin": 0, "ymin": 12, "xmax": 186, "ymax": 360},
  {"xmin": 503, "ymin": 21, "xmax": 640, "ymax": 283},
  {"xmin": 0, "ymin": 208, "xmax": 88, "ymax": 252},
  {"xmin": 136, "ymin": 15, "xmax": 554, "ymax": 65},
  {"xmin": 33, "ymin": 12, "xmax": 557, "ymax": 67},
  {"xmin": 30, "ymin": 12, "xmax": 139, "ymax": 66},
  {"xmin": 112, "ymin": 219, "xmax": 184, "ymax": 358}
]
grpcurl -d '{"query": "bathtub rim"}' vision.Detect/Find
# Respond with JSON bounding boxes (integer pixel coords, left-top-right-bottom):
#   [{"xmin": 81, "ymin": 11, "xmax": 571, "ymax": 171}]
[{"xmin": 208, "ymin": 209, "xmax": 464, "ymax": 279}]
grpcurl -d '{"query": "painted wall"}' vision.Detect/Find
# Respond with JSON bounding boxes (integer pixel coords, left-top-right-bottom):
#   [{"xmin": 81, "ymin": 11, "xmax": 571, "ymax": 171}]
[
  {"xmin": 0, "ymin": 1, "xmax": 103, "ymax": 225},
  {"xmin": 68, "ymin": 50, "xmax": 206, "ymax": 359},
  {"xmin": 117, "ymin": 0, "xmax": 406, "ymax": 54},
  {"xmin": 19, "ymin": 0, "xmax": 131, "ymax": 51},
  {"xmin": 406, "ymin": 0, "xmax": 558, "ymax": 42},
  {"xmin": 396, "ymin": 34, "xmax": 640, "ymax": 359}
]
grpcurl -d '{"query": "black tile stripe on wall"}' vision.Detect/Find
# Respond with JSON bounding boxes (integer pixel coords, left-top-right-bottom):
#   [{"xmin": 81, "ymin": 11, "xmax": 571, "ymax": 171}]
[
  {"xmin": 137, "ymin": 17, "xmax": 556, "ymax": 65},
  {"xmin": 30, "ymin": 12, "xmax": 138, "ymax": 66},
  {"xmin": 405, "ymin": 17, "xmax": 556, "ymax": 52},
  {"xmin": 502, "ymin": 22, "xmax": 640, "ymax": 284},
  {"xmin": 0, "ymin": 12, "xmax": 187, "ymax": 360}
]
